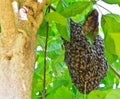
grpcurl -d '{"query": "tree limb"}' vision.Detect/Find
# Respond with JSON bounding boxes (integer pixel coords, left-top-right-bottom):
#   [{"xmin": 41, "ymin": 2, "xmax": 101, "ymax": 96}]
[{"xmin": 0, "ymin": 0, "xmax": 17, "ymax": 48}]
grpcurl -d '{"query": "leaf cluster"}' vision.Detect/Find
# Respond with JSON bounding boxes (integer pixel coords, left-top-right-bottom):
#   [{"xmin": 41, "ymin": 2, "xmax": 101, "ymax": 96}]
[{"xmin": 32, "ymin": 0, "xmax": 120, "ymax": 99}]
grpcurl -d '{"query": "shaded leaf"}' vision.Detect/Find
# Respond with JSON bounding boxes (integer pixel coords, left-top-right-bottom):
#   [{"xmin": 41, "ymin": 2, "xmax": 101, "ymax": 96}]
[
  {"xmin": 37, "ymin": 20, "xmax": 47, "ymax": 36},
  {"xmin": 46, "ymin": 79, "xmax": 69, "ymax": 95},
  {"xmin": 103, "ymin": 68, "xmax": 116, "ymax": 89},
  {"xmin": 56, "ymin": 19, "xmax": 70, "ymax": 41},
  {"xmin": 47, "ymin": 37, "xmax": 63, "ymax": 59},
  {"xmin": 105, "ymin": 49, "xmax": 118, "ymax": 64},
  {"xmin": 45, "ymin": 12, "xmax": 67, "ymax": 26}
]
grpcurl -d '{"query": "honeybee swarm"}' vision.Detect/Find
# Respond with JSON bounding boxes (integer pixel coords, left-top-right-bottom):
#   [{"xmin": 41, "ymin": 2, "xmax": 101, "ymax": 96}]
[{"xmin": 63, "ymin": 19, "xmax": 108, "ymax": 94}]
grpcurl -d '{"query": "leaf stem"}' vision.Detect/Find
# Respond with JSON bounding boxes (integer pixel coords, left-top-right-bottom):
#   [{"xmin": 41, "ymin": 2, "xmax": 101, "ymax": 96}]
[
  {"xmin": 42, "ymin": 5, "xmax": 50, "ymax": 99},
  {"xmin": 110, "ymin": 66, "xmax": 120, "ymax": 78}
]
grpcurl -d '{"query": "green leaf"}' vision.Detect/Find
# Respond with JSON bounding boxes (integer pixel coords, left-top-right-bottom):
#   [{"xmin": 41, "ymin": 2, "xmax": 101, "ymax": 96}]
[
  {"xmin": 45, "ymin": 12, "xmax": 67, "ymax": 26},
  {"xmin": 46, "ymin": 79, "xmax": 69, "ymax": 94},
  {"xmin": 37, "ymin": 20, "xmax": 47, "ymax": 37},
  {"xmin": 104, "ymin": 33, "xmax": 120, "ymax": 58},
  {"xmin": 56, "ymin": 0, "xmax": 64, "ymax": 13},
  {"xmin": 46, "ymin": 0, "xmax": 60, "ymax": 4},
  {"xmin": 104, "ymin": 34, "xmax": 116, "ymax": 55},
  {"xmin": 102, "ymin": 14, "xmax": 120, "ymax": 58},
  {"xmin": 105, "ymin": 49, "xmax": 118, "ymax": 64},
  {"xmin": 101, "ymin": 14, "xmax": 120, "ymax": 35},
  {"xmin": 88, "ymin": 90, "xmax": 107, "ymax": 99},
  {"xmin": 47, "ymin": 37, "xmax": 63, "ymax": 59},
  {"xmin": 103, "ymin": 0, "xmax": 120, "ymax": 6},
  {"xmin": 46, "ymin": 86, "xmax": 75, "ymax": 99},
  {"xmin": 71, "ymin": 5, "xmax": 93, "ymax": 24},
  {"xmin": 61, "ymin": 1, "xmax": 93, "ymax": 17},
  {"xmin": 54, "ymin": 86, "xmax": 74, "ymax": 99},
  {"xmin": 56, "ymin": 19, "xmax": 70, "ymax": 41},
  {"xmin": 105, "ymin": 89, "xmax": 120, "ymax": 99},
  {"xmin": 103, "ymin": 68, "xmax": 117, "ymax": 88},
  {"xmin": 109, "ymin": 33, "xmax": 120, "ymax": 57}
]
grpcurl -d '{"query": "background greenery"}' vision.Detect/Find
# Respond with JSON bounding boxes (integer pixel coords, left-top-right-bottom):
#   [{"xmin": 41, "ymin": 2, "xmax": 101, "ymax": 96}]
[{"xmin": 32, "ymin": 0, "xmax": 120, "ymax": 99}]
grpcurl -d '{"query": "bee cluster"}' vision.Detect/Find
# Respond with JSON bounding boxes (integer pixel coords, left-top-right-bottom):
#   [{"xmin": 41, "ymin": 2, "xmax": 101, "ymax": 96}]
[{"xmin": 63, "ymin": 19, "xmax": 108, "ymax": 94}]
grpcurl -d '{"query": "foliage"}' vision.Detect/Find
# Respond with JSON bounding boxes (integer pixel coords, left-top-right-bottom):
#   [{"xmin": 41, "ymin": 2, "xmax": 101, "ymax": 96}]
[
  {"xmin": 32, "ymin": 0, "xmax": 120, "ymax": 99},
  {"xmin": 103, "ymin": 0, "xmax": 120, "ymax": 6}
]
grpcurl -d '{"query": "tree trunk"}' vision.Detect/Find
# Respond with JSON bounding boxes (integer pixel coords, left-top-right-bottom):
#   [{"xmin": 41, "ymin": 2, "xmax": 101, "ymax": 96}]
[{"xmin": 0, "ymin": 0, "xmax": 45, "ymax": 98}]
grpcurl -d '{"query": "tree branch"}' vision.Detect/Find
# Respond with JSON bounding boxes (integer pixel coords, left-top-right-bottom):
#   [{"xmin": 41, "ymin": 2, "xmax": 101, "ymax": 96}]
[
  {"xmin": 42, "ymin": 5, "xmax": 50, "ymax": 99},
  {"xmin": 0, "ymin": 0, "xmax": 17, "ymax": 48},
  {"xmin": 96, "ymin": 3, "xmax": 113, "ymax": 14},
  {"xmin": 110, "ymin": 66, "xmax": 120, "ymax": 78}
]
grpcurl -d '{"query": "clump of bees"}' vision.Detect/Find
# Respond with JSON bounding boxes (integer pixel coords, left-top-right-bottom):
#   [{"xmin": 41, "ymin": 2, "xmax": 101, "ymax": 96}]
[{"xmin": 62, "ymin": 10, "xmax": 108, "ymax": 94}]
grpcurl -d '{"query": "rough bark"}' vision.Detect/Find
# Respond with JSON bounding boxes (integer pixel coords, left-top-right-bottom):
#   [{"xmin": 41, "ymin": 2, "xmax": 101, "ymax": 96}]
[{"xmin": 0, "ymin": 0, "xmax": 45, "ymax": 99}]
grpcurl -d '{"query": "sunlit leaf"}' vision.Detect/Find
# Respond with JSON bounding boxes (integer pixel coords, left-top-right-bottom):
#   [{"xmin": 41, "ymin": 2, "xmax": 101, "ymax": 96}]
[
  {"xmin": 104, "ymin": 34, "xmax": 116, "ymax": 55},
  {"xmin": 56, "ymin": 0, "xmax": 64, "ymax": 13},
  {"xmin": 103, "ymin": 0, "xmax": 120, "ymax": 6},
  {"xmin": 61, "ymin": 2, "xmax": 93, "ymax": 17},
  {"xmin": 109, "ymin": 33, "xmax": 120, "ymax": 57},
  {"xmin": 104, "ymin": 33, "xmax": 120, "ymax": 58},
  {"xmin": 102, "ymin": 14, "xmax": 120, "ymax": 58},
  {"xmin": 101, "ymin": 14, "xmax": 120, "ymax": 36},
  {"xmin": 46, "ymin": 0, "xmax": 60, "ymax": 4},
  {"xmin": 45, "ymin": 12, "xmax": 67, "ymax": 26},
  {"xmin": 46, "ymin": 86, "xmax": 74, "ymax": 99},
  {"xmin": 105, "ymin": 89, "xmax": 120, "ymax": 99},
  {"xmin": 88, "ymin": 90, "xmax": 107, "ymax": 99}
]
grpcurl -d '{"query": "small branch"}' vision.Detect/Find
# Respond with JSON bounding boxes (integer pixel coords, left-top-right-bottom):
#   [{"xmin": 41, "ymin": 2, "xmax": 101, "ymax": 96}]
[
  {"xmin": 96, "ymin": 4, "xmax": 102, "ymax": 15},
  {"xmin": 49, "ymin": 5, "xmax": 56, "ymax": 11},
  {"xmin": 110, "ymin": 66, "xmax": 120, "ymax": 78},
  {"xmin": 42, "ymin": 5, "xmax": 50, "ymax": 99},
  {"xmin": 96, "ymin": 3, "xmax": 113, "ymax": 14}
]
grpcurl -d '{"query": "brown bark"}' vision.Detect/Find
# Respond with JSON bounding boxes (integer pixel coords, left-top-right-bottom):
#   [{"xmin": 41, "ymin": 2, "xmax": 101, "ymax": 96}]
[{"xmin": 0, "ymin": 0, "xmax": 45, "ymax": 99}]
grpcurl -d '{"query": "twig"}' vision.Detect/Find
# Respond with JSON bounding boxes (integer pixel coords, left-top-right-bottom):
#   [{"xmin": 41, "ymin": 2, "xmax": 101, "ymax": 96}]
[
  {"xmin": 110, "ymin": 66, "xmax": 120, "ymax": 78},
  {"xmin": 96, "ymin": 4, "xmax": 103, "ymax": 15},
  {"xmin": 96, "ymin": 3, "xmax": 113, "ymax": 14},
  {"xmin": 49, "ymin": 5, "xmax": 56, "ymax": 11},
  {"xmin": 42, "ymin": 6, "xmax": 50, "ymax": 99}
]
